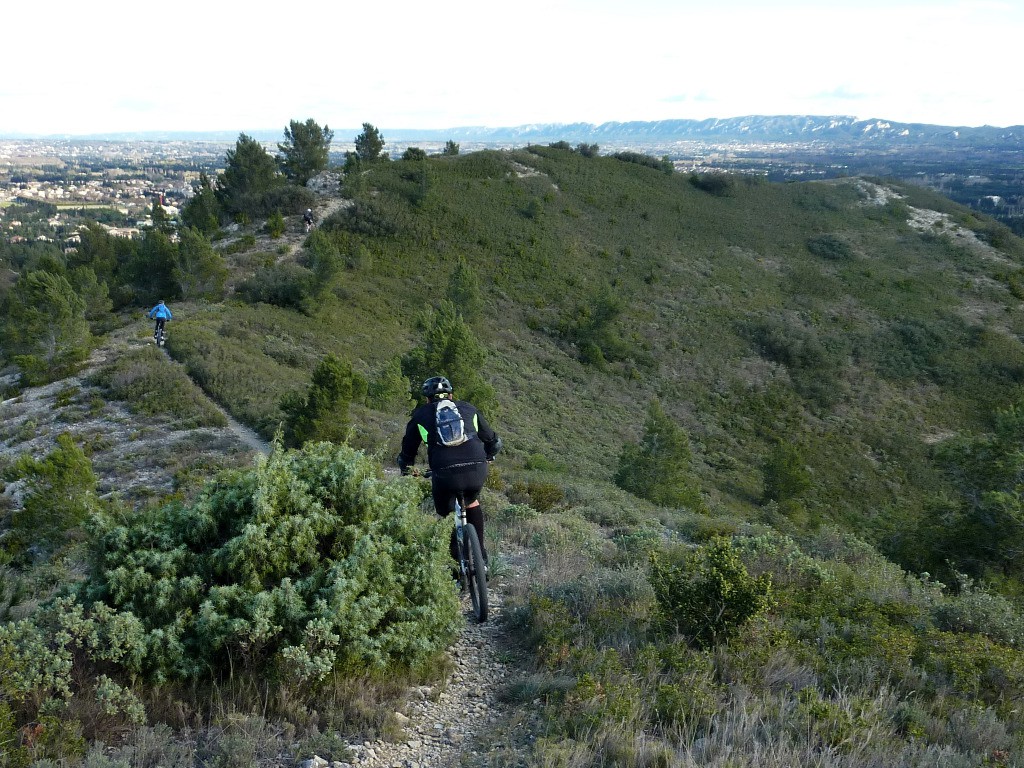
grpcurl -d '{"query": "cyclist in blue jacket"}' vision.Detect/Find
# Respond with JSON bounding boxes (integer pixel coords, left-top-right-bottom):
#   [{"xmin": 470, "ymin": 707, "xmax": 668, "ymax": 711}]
[
  {"xmin": 398, "ymin": 376, "xmax": 502, "ymax": 566},
  {"xmin": 147, "ymin": 300, "xmax": 173, "ymax": 341}
]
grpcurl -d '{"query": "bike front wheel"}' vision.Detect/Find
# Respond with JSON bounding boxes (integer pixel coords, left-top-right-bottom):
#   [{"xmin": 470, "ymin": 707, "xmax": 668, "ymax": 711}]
[{"xmin": 463, "ymin": 524, "xmax": 488, "ymax": 623}]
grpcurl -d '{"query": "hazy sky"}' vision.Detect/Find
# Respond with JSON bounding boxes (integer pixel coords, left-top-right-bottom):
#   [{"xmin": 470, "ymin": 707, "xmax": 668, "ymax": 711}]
[{"xmin": 3, "ymin": 0, "xmax": 1020, "ymax": 136}]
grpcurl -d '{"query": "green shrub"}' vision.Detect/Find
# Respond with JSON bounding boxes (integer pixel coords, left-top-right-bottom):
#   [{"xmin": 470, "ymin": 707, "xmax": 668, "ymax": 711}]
[
  {"xmin": 742, "ymin": 316, "xmax": 844, "ymax": 406},
  {"xmin": 280, "ymin": 354, "xmax": 364, "ymax": 446},
  {"xmin": 77, "ymin": 443, "xmax": 460, "ymax": 684},
  {"xmin": 935, "ymin": 573, "xmax": 1024, "ymax": 646},
  {"xmin": 649, "ymin": 538, "xmax": 772, "ymax": 648},
  {"xmin": 508, "ymin": 480, "xmax": 565, "ymax": 513},
  {"xmin": 806, "ymin": 233, "xmax": 854, "ymax": 260},
  {"xmin": 236, "ymin": 263, "xmax": 314, "ymax": 309},
  {"xmin": 615, "ymin": 400, "xmax": 703, "ymax": 511},
  {"xmin": 219, "ymin": 233, "xmax": 257, "ymax": 255},
  {"xmin": 265, "ymin": 210, "xmax": 286, "ymax": 239},
  {"xmin": 688, "ymin": 173, "xmax": 734, "ymax": 196},
  {"xmin": 611, "ymin": 151, "xmax": 673, "ymax": 174},
  {"xmin": 261, "ymin": 186, "xmax": 316, "ymax": 216},
  {"xmin": 4, "ymin": 433, "xmax": 98, "ymax": 558},
  {"xmin": 761, "ymin": 441, "xmax": 811, "ymax": 504},
  {"xmin": 323, "ymin": 199, "xmax": 398, "ymax": 237},
  {"xmin": 91, "ymin": 346, "xmax": 227, "ymax": 429}
]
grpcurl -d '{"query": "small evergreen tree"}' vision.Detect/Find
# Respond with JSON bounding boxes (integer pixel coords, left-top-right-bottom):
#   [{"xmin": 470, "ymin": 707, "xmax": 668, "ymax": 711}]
[
  {"xmin": 615, "ymin": 400, "xmax": 703, "ymax": 510},
  {"xmin": 366, "ymin": 357, "xmax": 414, "ymax": 412},
  {"xmin": 68, "ymin": 266, "xmax": 113, "ymax": 324},
  {"xmin": 173, "ymin": 228, "xmax": 227, "ymax": 300},
  {"xmin": 401, "ymin": 300, "xmax": 494, "ymax": 411},
  {"xmin": 266, "ymin": 210, "xmax": 286, "ymax": 238},
  {"xmin": 761, "ymin": 441, "xmax": 811, "ymax": 504},
  {"xmin": 278, "ymin": 118, "xmax": 333, "ymax": 185},
  {"xmin": 1, "ymin": 269, "xmax": 90, "ymax": 384},
  {"xmin": 935, "ymin": 403, "xmax": 1024, "ymax": 578},
  {"xmin": 402, "ymin": 147, "xmax": 427, "ymax": 161},
  {"xmin": 447, "ymin": 257, "xmax": 483, "ymax": 323},
  {"xmin": 354, "ymin": 123, "xmax": 385, "ymax": 163},
  {"xmin": 150, "ymin": 199, "xmax": 173, "ymax": 233},
  {"xmin": 6, "ymin": 432, "xmax": 98, "ymax": 558},
  {"xmin": 305, "ymin": 229, "xmax": 343, "ymax": 297},
  {"xmin": 125, "ymin": 228, "xmax": 178, "ymax": 303},
  {"xmin": 181, "ymin": 172, "xmax": 221, "ymax": 234},
  {"xmin": 442, "ymin": 140, "xmax": 460, "ymax": 156},
  {"xmin": 71, "ymin": 223, "xmax": 118, "ymax": 285},
  {"xmin": 281, "ymin": 354, "xmax": 361, "ymax": 446},
  {"xmin": 216, "ymin": 133, "xmax": 283, "ymax": 221}
]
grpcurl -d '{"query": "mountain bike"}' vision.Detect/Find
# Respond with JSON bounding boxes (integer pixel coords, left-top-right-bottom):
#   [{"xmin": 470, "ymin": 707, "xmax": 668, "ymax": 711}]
[
  {"xmin": 421, "ymin": 471, "xmax": 488, "ymax": 623},
  {"xmin": 153, "ymin": 320, "xmax": 167, "ymax": 347}
]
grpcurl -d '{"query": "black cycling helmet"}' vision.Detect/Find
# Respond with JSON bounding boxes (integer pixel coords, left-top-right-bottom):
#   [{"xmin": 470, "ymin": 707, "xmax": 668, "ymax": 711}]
[{"xmin": 422, "ymin": 376, "xmax": 453, "ymax": 399}]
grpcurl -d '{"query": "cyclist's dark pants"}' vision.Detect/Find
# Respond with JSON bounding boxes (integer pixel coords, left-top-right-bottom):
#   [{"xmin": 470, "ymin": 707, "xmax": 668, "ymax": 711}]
[
  {"xmin": 431, "ymin": 462, "xmax": 488, "ymax": 563},
  {"xmin": 153, "ymin": 318, "xmax": 166, "ymax": 337}
]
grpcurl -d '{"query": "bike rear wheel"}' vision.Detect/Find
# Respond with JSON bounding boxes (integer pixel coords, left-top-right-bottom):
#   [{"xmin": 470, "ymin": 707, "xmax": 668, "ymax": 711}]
[{"xmin": 463, "ymin": 524, "xmax": 488, "ymax": 623}]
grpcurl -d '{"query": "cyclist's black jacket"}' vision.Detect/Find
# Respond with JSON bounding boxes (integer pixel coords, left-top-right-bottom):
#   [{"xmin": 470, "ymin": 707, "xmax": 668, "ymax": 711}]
[{"xmin": 400, "ymin": 399, "xmax": 500, "ymax": 472}]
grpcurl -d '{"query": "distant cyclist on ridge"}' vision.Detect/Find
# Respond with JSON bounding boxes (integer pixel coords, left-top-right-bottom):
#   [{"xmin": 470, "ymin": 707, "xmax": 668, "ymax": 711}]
[{"xmin": 147, "ymin": 300, "xmax": 173, "ymax": 341}]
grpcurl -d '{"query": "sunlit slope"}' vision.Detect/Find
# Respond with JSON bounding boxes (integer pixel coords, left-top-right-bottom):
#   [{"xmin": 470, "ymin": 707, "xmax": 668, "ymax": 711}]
[{"xmin": 175, "ymin": 146, "xmax": 1024, "ymax": 549}]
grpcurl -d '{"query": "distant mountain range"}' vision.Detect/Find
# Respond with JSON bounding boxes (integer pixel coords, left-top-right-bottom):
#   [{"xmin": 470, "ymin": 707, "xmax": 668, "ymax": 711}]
[
  {"xmin": 6, "ymin": 116, "xmax": 1024, "ymax": 148},
  {"xmin": 386, "ymin": 116, "xmax": 1024, "ymax": 148}
]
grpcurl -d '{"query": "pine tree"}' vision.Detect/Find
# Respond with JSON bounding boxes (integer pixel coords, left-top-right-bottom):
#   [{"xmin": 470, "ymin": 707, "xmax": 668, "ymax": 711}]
[
  {"xmin": 1, "ymin": 270, "xmax": 90, "ymax": 384},
  {"xmin": 126, "ymin": 228, "xmax": 177, "ymax": 302},
  {"xmin": 278, "ymin": 118, "xmax": 333, "ymax": 185},
  {"xmin": 401, "ymin": 300, "xmax": 494, "ymax": 411},
  {"xmin": 281, "ymin": 354, "xmax": 360, "ymax": 446},
  {"xmin": 173, "ymin": 228, "xmax": 228, "ymax": 300},
  {"xmin": 615, "ymin": 400, "xmax": 703, "ymax": 510},
  {"xmin": 447, "ymin": 258, "xmax": 483, "ymax": 323},
  {"xmin": 354, "ymin": 123, "xmax": 386, "ymax": 163},
  {"xmin": 216, "ymin": 133, "xmax": 283, "ymax": 220},
  {"xmin": 181, "ymin": 172, "xmax": 221, "ymax": 234}
]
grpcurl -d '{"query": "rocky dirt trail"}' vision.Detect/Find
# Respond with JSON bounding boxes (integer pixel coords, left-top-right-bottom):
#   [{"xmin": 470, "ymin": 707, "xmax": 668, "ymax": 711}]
[
  {"xmin": 302, "ymin": 546, "xmax": 539, "ymax": 768},
  {"xmin": 0, "ymin": 319, "xmax": 269, "ymax": 503}
]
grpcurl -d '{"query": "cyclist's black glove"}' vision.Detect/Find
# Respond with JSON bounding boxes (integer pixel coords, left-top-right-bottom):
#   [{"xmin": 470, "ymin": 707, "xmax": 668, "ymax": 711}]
[
  {"xmin": 396, "ymin": 454, "xmax": 411, "ymax": 476},
  {"xmin": 486, "ymin": 436, "xmax": 503, "ymax": 461}
]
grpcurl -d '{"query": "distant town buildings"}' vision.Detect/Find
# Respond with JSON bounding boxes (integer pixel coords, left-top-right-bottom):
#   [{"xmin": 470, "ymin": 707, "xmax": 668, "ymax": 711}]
[{"xmin": 1, "ymin": 138, "xmax": 224, "ymax": 243}]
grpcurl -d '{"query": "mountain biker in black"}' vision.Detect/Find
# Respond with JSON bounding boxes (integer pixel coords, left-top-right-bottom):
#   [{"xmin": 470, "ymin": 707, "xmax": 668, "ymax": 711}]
[
  {"xmin": 303, "ymin": 208, "xmax": 315, "ymax": 230},
  {"xmin": 398, "ymin": 376, "xmax": 502, "ymax": 566}
]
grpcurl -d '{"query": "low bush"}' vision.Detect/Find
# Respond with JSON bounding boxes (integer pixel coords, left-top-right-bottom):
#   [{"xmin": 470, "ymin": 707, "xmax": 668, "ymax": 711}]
[
  {"xmin": 261, "ymin": 186, "xmax": 316, "ymax": 217},
  {"xmin": 0, "ymin": 444, "xmax": 461, "ymax": 756},
  {"xmin": 649, "ymin": 537, "xmax": 773, "ymax": 648},
  {"xmin": 323, "ymin": 199, "xmax": 399, "ymax": 237},
  {"xmin": 91, "ymin": 346, "xmax": 227, "ymax": 429},
  {"xmin": 806, "ymin": 233, "xmax": 854, "ymax": 260},
  {"xmin": 77, "ymin": 443, "xmax": 460, "ymax": 684},
  {"xmin": 219, "ymin": 234, "xmax": 257, "ymax": 255},
  {"xmin": 3, "ymin": 433, "xmax": 98, "ymax": 560},
  {"xmin": 689, "ymin": 172, "xmax": 734, "ymax": 196},
  {"xmin": 236, "ymin": 263, "xmax": 314, "ymax": 309},
  {"xmin": 612, "ymin": 151, "xmax": 674, "ymax": 174}
]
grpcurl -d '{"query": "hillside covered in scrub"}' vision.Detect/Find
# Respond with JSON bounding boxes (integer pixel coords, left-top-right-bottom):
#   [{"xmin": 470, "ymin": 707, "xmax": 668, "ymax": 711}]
[{"xmin": 4, "ymin": 129, "xmax": 1024, "ymax": 766}]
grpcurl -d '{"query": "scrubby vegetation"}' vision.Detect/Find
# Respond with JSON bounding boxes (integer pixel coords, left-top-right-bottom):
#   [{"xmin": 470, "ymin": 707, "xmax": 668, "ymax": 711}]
[{"xmin": 4, "ymin": 125, "xmax": 1024, "ymax": 765}]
